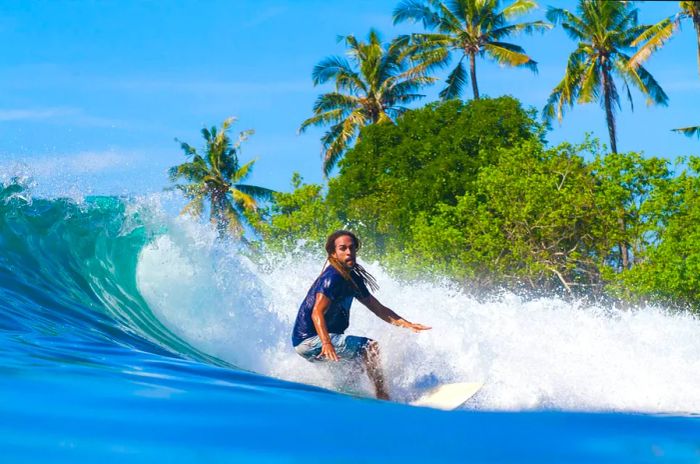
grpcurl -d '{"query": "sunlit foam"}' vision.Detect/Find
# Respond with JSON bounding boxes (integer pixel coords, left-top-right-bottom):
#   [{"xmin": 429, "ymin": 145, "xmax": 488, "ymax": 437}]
[{"xmin": 135, "ymin": 205, "xmax": 700, "ymax": 413}]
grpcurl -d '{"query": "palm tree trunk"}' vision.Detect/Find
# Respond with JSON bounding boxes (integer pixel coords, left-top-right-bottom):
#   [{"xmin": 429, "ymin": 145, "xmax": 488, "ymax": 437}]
[
  {"xmin": 469, "ymin": 52, "xmax": 480, "ymax": 100},
  {"xmin": 210, "ymin": 191, "xmax": 229, "ymax": 238},
  {"xmin": 601, "ymin": 62, "xmax": 618, "ymax": 153}
]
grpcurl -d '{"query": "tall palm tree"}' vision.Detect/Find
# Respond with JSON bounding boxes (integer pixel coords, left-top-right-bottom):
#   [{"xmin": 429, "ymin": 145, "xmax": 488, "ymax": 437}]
[
  {"xmin": 628, "ymin": 1, "xmax": 700, "ymax": 78},
  {"xmin": 168, "ymin": 117, "xmax": 274, "ymax": 238},
  {"xmin": 299, "ymin": 29, "xmax": 435, "ymax": 176},
  {"xmin": 393, "ymin": 0, "xmax": 551, "ymax": 100},
  {"xmin": 543, "ymin": 0, "xmax": 669, "ymax": 154}
]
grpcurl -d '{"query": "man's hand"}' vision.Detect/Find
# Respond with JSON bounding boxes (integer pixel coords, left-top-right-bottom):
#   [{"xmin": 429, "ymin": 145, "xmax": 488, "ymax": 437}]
[
  {"xmin": 401, "ymin": 321, "xmax": 432, "ymax": 333},
  {"xmin": 319, "ymin": 341, "xmax": 339, "ymax": 361}
]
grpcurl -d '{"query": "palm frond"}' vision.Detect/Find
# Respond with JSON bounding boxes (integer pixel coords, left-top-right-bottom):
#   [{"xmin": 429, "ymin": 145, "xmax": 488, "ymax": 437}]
[
  {"xmin": 439, "ymin": 59, "xmax": 467, "ymax": 100},
  {"xmin": 433, "ymin": 0, "xmax": 465, "ymax": 33},
  {"xmin": 231, "ymin": 188, "xmax": 260, "ymax": 212},
  {"xmin": 180, "ymin": 195, "xmax": 206, "ymax": 218},
  {"xmin": 628, "ymin": 18, "xmax": 676, "ymax": 68},
  {"xmin": 484, "ymin": 41, "xmax": 537, "ymax": 70},
  {"xmin": 311, "ymin": 92, "xmax": 361, "ymax": 113},
  {"xmin": 299, "ymin": 108, "xmax": 348, "ymax": 133},
  {"xmin": 312, "ymin": 56, "xmax": 355, "ymax": 86},
  {"xmin": 175, "ymin": 139, "xmax": 198, "ymax": 158},
  {"xmin": 168, "ymin": 156, "xmax": 209, "ymax": 182},
  {"xmin": 220, "ymin": 202, "xmax": 244, "ymax": 237},
  {"xmin": 543, "ymin": 46, "xmax": 587, "ymax": 123},
  {"xmin": 577, "ymin": 58, "xmax": 600, "ymax": 104},
  {"xmin": 490, "ymin": 20, "xmax": 553, "ymax": 40},
  {"xmin": 234, "ymin": 184, "xmax": 275, "ymax": 201},
  {"xmin": 393, "ymin": 0, "xmax": 442, "ymax": 28},
  {"xmin": 321, "ymin": 112, "xmax": 366, "ymax": 176},
  {"xmin": 233, "ymin": 129, "xmax": 254, "ymax": 151},
  {"xmin": 673, "ymin": 126, "xmax": 700, "ymax": 138},
  {"xmin": 230, "ymin": 158, "xmax": 256, "ymax": 184},
  {"xmin": 501, "ymin": 0, "xmax": 538, "ymax": 19},
  {"xmin": 616, "ymin": 53, "xmax": 669, "ymax": 106},
  {"xmin": 547, "ymin": 7, "xmax": 587, "ymax": 41},
  {"xmin": 392, "ymin": 92, "xmax": 426, "ymax": 105},
  {"xmin": 201, "ymin": 126, "xmax": 212, "ymax": 143}
]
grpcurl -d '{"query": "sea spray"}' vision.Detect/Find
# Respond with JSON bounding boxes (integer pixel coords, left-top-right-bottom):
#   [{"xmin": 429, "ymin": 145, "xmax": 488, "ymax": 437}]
[{"xmin": 135, "ymin": 209, "xmax": 700, "ymax": 413}]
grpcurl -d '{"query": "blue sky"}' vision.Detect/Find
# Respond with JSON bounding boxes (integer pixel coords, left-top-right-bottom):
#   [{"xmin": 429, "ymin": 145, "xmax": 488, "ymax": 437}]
[{"xmin": 0, "ymin": 0, "xmax": 697, "ymax": 196}]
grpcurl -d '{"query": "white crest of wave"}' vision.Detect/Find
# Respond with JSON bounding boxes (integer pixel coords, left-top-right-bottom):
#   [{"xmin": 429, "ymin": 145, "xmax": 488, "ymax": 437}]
[{"xmin": 136, "ymin": 213, "xmax": 700, "ymax": 414}]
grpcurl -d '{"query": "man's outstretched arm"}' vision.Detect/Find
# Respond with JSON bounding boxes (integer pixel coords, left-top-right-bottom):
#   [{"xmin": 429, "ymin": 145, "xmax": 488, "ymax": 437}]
[{"xmin": 358, "ymin": 295, "xmax": 431, "ymax": 332}]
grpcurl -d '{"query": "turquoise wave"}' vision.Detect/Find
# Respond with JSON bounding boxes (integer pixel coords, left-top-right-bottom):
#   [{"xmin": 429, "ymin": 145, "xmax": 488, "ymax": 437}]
[{"xmin": 0, "ymin": 182, "xmax": 227, "ymax": 367}]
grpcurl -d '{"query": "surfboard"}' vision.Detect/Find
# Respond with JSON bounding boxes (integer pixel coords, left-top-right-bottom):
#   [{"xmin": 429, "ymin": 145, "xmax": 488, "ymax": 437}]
[{"xmin": 409, "ymin": 382, "xmax": 483, "ymax": 410}]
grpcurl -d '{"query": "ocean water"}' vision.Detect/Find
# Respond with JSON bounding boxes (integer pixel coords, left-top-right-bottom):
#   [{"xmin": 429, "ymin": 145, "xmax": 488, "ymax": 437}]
[{"xmin": 1, "ymin": 181, "xmax": 699, "ymax": 463}]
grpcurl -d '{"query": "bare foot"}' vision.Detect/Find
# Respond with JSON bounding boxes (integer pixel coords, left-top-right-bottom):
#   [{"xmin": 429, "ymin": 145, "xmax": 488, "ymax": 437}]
[{"xmin": 376, "ymin": 390, "xmax": 390, "ymax": 401}]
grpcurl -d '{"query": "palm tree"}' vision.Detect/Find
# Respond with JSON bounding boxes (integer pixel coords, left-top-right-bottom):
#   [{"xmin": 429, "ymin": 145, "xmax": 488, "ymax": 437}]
[
  {"xmin": 673, "ymin": 125, "xmax": 700, "ymax": 138},
  {"xmin": 393, "ymin": 0, "xmax": 551, "ymax": 100},
  {"xmin": 543, "ymin": 0, "xmax": 669, "ymax": 154},
  {"xmin": 168, "ymin": 117, "xmax": 274, "ymax": 238},
  {"xmin": 628, "ymin": 1, "xmax": 700, "ymax": 78},
  {"xmin": 299, "ymin": 29, "xmax": 435, "ymax": 176}
]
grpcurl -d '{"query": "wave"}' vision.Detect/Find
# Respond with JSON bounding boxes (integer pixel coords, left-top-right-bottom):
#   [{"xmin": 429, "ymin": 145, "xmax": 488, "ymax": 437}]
[
  {"xmin": 0, "ymin": 183, "xmax": 224, "ymax": 367},
  {"xmin": 2, "ymin": 182, "xmax": 699, "ymax": 413}
]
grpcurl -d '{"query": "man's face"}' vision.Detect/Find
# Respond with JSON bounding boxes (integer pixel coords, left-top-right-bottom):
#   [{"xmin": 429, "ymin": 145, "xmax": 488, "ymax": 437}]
[{"xmin": 332, "ymin": 235, "xmax": 357, "ymax": 268}]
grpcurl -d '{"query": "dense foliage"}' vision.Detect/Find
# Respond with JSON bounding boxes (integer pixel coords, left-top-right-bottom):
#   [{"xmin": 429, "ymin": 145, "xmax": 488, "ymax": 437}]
[{"xmin": 326, "ymin": 97, "xmax": 539, "ymax": 256}]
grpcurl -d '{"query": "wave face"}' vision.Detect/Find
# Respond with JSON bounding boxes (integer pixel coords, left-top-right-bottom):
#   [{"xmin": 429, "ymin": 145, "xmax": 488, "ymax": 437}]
[
  {"xmin": 0, "ymin": 184, "xmax": 222, "ymax": 366},
  {"xmin": 2, "ymin": 182, "xmax": 700, "ymax": 462}
]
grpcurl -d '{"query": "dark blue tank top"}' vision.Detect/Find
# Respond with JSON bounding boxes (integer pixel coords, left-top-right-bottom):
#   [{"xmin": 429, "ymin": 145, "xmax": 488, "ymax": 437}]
[{"xmin": 291, "ymin": 265, "xmax": 370, "ymax": 346}]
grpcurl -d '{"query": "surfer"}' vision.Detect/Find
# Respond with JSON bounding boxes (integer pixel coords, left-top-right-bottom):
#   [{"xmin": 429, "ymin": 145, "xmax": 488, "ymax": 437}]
[{"xmin": 291, "ymin": 230, "xmax": 431, "ymax": 400}]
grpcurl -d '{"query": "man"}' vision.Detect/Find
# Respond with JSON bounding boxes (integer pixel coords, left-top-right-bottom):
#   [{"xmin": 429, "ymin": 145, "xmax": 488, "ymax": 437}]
[{"xmin": 291, "ymin": 230, "xmax": 430, "ymax": 400}]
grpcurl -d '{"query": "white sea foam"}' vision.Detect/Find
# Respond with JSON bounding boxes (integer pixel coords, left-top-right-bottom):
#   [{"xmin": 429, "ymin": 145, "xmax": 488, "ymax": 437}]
[{"xmin": 136, "ymin": 210, "xmax": 700, "ymax": 414}]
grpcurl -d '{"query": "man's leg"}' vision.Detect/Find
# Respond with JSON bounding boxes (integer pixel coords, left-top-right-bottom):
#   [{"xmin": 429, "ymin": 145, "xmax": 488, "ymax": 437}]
[{"xmin": 362, "ymin": 340, "xmax": 389, "ymax": 400}]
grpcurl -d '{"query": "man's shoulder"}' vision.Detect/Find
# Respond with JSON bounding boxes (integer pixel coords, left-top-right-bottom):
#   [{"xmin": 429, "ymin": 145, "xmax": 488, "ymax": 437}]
[
  {"xmin": 316, "ymin": 264, "xmax": 343, "ymax": 288},
  {"xmin": 320, "ymin": 264, "xmax": 342, "ymax": 279}
]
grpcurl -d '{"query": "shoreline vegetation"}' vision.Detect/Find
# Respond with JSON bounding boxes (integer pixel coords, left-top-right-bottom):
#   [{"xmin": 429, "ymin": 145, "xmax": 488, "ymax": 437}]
[{"xmin": 162, "ymin": 1, "xmax": 700, "ymax": 310}]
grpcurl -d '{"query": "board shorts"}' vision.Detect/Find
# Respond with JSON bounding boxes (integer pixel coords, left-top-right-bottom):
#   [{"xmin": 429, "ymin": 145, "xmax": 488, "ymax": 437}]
[{"xmin": 295, "ymin": 334, "xmax": 372, "ymax": 363}]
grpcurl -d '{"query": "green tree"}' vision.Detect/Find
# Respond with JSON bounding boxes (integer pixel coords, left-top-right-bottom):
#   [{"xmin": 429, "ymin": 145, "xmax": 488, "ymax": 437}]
[
  {"xmin": 168, "ymin": 117, "xmax": 274, "ymax": 238},
  {"xmin": 253, "ymin": 173, "xmax": 343, "ymax": 254},
  {"xmin": 393, "ymin": 0, "xmax": 550, "ymax": 100},
  {"xmin": 628, "ymin": 1, "xmax": 700, "ymax": 78},
  {"xmin": 590, "ymin": 151, "xmax": 672, "ymax": 272},
  {"xmin": 544, "ymin": 0, "xmax": 668, "ymax": 154},
  {"xmin": 326, "ymin": 97, "xmax": 540, "ymax": 256},
  {"xmin": 299, "ymin": 30, "xmax": 435, "ymax": 176},
  {"xmin": 616, "ymin": 157, "xmax": 700, "ymax": 310},
  {"xmin": 407, "ymin": 139, "xmax": 612, "ymax": 294}
]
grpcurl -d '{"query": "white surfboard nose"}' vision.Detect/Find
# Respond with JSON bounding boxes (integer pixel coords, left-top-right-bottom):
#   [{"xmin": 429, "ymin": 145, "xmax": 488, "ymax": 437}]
[{"xmin": 410, "ymin": 382, "xmax": 483, "ymax": 410}]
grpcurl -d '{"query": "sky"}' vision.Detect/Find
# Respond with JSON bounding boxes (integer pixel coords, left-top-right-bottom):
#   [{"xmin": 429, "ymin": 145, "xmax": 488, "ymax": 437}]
[{"xmin": 0, "ymin": 0, "xmax": 697, "ymax": 197}]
